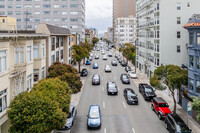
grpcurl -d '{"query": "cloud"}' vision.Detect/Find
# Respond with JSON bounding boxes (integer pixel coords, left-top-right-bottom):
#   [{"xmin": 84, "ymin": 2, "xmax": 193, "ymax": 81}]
[{"xmin": 85, "ymin": 0, "xmax": 113, "ymax": 34}]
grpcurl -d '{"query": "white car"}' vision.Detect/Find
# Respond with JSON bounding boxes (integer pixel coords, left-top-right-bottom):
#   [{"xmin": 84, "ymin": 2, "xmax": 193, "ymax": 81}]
[
  {"xmin": 128, "ymin": 71, "xmax": 137, "ymax": 79},
  {"xmin": 103, "ymin": 55, "xmax": 107, "ymax": 60},
  {"xmin": 105, "ymin": 65, "xmax": 112, "ymax": 72},
  {"xmin": 90, "ymin": 53, "xmax": 93, "ymax": 57}
]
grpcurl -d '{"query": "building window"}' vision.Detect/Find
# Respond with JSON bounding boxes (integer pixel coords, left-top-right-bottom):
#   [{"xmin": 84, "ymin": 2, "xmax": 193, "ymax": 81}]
[
  {"xmin": 190, "ymin": 33, "xmax": 194, "ymax": 44},
  {"xmin": 56, "ymin": 37, "xmax": 59, "ymax": 48},
  {"xmin": 42, "ymin": 67, "xmax": 45, "ymax": 79},
  {"xmin": 42, "ymin": 44, "xmax": 45, "ymax": 57},
  {"xmin": 33, "ymin": 45, "xmax": 39, "ymax": 58},
  {"xmin": 197, "ymin": 80, "xmax": 200, "ymax": 93},
  {"xmin": 177, "ymin": 46, "xmax": 181, "ymax": 53},
  {"xmin": 197, "ymin": 33, "xmax": 200, "ymax": 45},
  {"xmin": 197, "ymin": 57, "xmax": 200, "ymax": 69},
  {"xmin": 27, "ymin": 74, "xmax": 32, "ymax": 91},
  {"xmin": 14, "ymin": 78, "xmax": 24, "ymax": 95},
  {"xmin": 56, "ymin": 51, "xmax": 59, "ymax": 61},
  {"xmin": 177, "ymin": 31, "xmax": 181, "ymax": 38},
  {"xmin": 157, "ymin": 59, "xmax": 159, "ymax": 66},
  {"xmin": 0, "ymin": 50, "xmax": 7, "ymax": 73},
  {"xmin": 34, "ymin": 69, "xmax": 39, "ymax": 82},
  {"xmin": 0, "ymin": 89, "xmax": 7, "ymax": 113},
  {"xmin": 189, "ymin": 56, "xmax": 194, "ymax": 68},
  {"xmin": 51, "ymin": 55, "xmax": 55, "ymax": 63},
  {"xmin": 187, "ymin": 3, "xmax": 190, "ymax": 7},
  {"xmin": 189, "ymin": 78, "xmax": 194, "ymax": 90},
  {"xmin": 157, "ymin": 31, "xmax": 159, "ymax": 38},
  {"xmin": 15, "ymin": 47, "xmax": 24, "ymax": 64},
  {"xmin": 177, "ymin": 17, "xmax": 181, "ymax": 24},
  {"xmin": 27, "ymin": 46, "xmax": 32, "ymax": 62},
  {"xmin": 177, "ymin": 2, "xmax": 181, "ymax": 10},
  {"xmin": 61, "ymin": 49, "xmax": 63, "ymax": 59}
]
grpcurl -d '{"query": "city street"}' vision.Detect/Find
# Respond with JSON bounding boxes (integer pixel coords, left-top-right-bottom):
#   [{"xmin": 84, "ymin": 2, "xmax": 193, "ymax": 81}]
[{"xmin": 70, "ymin": 43, "xmax": 168, "ymax": 133}]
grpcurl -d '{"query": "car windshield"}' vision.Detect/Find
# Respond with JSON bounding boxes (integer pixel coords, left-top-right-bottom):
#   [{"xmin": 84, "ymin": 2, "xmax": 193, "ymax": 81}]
[
  {"xmin": 93, "ymin": 76, "xmax": 99, "ymax": 80},
  {"xmin": 127, "ymin": 91, "xmax": 136, "ymax": 96},
  {"xmin": 109, "ymin": 83, "xmax": 116, "ymax": 88},
  {"xmin": 123, "ymin": 75, "xmax": 128, "ymax": 79},
  {"xmin": 159, "ymin": 103, "xmax": 169, "ymax": 107},
  {"xmin": 145, "ymin": 87, "xmax": 153, "ymax": 92},
  {"xmin": 176, "ymin": 123, "xmax": 190, "ymax": 132},
  {"xmin": 89, "ymin": 110, "xmax": 100, "ymax": 119},
  {"xmin": 130, "ymin": 72, "xmax": 135, "ymax": 74},
  {"xmin": 94, "ymin": 63, "xmax": 98, "ymax": 66},
  {"xmin": 67, "ymin": 112, "xmax": 72, "ymax": 118}
]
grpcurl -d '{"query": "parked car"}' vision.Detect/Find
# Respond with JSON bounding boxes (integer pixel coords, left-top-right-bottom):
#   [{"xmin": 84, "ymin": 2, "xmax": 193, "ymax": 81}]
[
  {"xmin": 125, "ymin": 66, "xmax": 132, "ymax": 72},
  {"xmin": 95, "ymin": 55, "xmax": 99, "ymax": 59},
  {"xmin": 90, "ymin": 53, "xmax": 93, "ymax": 57},
  {"xmin": 86, "ymin": 59, "xmax": 91, "ymax": 65},
  {"xmin": 164, "ymin": 113, "xmax": 191, "ymax": 133},
  {"xmin": 105, "ymin": 65, "xmax": 112, "ymax": 72},
  {"xmin": 93, "ymin": 63, "xmax": 99, "ymax": 69},
  {"xmin": 103, "ymin": 55, "xmax": 107, "ymax": 60},
  {"xmin": 128, "ymin": 71, "xmax": 136, "ymax": 79},
  {"xmin": 107, "ymin": 82, "xmax": 118, "ymax": 95},
  {"xmin": 111, "ymin": 60, "xmax": 117, "ymax": 66},
  {"xmin": 59, "ymin": 105, "xmax": 77, "ymax": 130},
  {"xmin": 151, "ymin": 97, "xmax": 171, "ymax": 119},
  {"xmin": 89, "ymin": 56, "xmax": 92, "ymax": 61},
  {"xmin": 97, "ymin": 48, "xmax": 100, "ymax": 51},
  {"xmin": 80, "ymin": 68, "xmax": 88, "ymax": 77},
  {"xmin": 123, "ymin": 88, "xmax": 138, "ymax": 105},
  {"xmin": 108, "ymin": 52, "xmax": 112, "ymax": 57},
  {"xmin": 118, "ymin": 58, "xmax": 122, "ymax": 63},
  {"xmin": 87, "ymin": 105, "xmax": 102, "ymax": 129},
  {"xmin": 121, "ymin": 60, "xmax": 127, "ymax": 67},
  {"xmin": 92, "ymin": 74, "xmax": 100, "ymax": 85},
  {"xmin": 120, "ymin": 74, "xmax": 130, "ymax": 84},
  {"xmin": 139, "ymin": 83, "xmax": 157, "ymax": 101},
  {"xmin": 117, "ymin": 56, "xmax": 121, "ymax": 60}
]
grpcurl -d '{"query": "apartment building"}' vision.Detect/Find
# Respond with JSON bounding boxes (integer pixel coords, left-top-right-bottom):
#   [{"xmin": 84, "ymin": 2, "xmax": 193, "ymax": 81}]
[
  {"xmin": 136, "ymin": 0, "xmax": 200, "ymax": 78},
  {"xmin": 36, "ymin": 23, "xmax": 71, "ymax": 69},
  {"xmin": 115, "ymin": 16, "xmax": 136, "ymax": 46},
  {"xmin": 113, "ymin": 0, "xmax": 136, "ymax": 45},
  {"xmin": 85, "ymin": 29, "xmax": 94, "ymax": 43},
  {"xmin": 0, "ymin": 0, "xmax": 85, "ymax": 41},
  {"xmin": 102, "ymin": 27, "xmax": 113, "ymax": 44},
  {"xmin": 183, "ymin": 14, "xmax": 200, "ymax": 118},
  {"xmin": 0, "ymin": 32, "xmax": 47, "ymax": 133},
  {"xmin": 0, "ymin": 16, "xmax": 16, "ymax": 31}
]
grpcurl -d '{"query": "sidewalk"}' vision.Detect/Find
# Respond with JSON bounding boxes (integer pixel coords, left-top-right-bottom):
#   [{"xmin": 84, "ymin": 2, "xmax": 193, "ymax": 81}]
[{"xmin": 128, "ymin": 63, "xmax": 200, "ymax": 133}]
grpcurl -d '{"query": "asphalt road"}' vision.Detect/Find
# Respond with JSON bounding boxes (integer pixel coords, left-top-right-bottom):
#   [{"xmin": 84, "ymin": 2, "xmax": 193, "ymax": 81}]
[{"xmin": 70, "ymin": 44, "xmax": 168, "ymax": 133}]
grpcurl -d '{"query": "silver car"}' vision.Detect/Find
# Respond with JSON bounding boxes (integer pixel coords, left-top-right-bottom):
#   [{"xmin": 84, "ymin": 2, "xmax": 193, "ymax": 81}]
[{"xmin": 105, "ymin": 65, "xmax": 111, "ymax": 72}]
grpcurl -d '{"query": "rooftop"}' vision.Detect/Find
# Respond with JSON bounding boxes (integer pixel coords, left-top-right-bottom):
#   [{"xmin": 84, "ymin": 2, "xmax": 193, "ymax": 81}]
[{"xmin": 184, "ymin": 14, "xmax": 200, "ymax": 28}]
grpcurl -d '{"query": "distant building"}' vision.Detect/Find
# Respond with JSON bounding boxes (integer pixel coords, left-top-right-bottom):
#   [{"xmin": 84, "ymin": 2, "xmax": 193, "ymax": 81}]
[
  {"xmin": 183, "ymin": 14, "xmax": 200, "ymax": 116},
  {"xmin": 136, "ymin": 0, "xmax": 200, "ymax": 78},
  {"xmin": 85, "ymin": 29, "xmax": 95, "ymax": 43},
  {"xmin": 0, "ymin": 0, "xmax": 85, "ymax": 41},
  {"xmin": 115, "ymin": 16, "xmax": 136, "ymax": 46},
  {"xmin": 113, "ymin": 0, "xmax": 136, "ymax": 46},
  {"xmin": 86, "ymin": 27, "xmax": 98, "ymax": 37},
  {"xmin": 0, "ymin": 16, "xmax": 16, "ymax": 31}
]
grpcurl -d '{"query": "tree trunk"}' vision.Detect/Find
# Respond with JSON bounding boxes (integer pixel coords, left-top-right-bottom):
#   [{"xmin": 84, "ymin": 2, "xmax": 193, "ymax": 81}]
[
  {"xmin": 170, "ymin": 88, "xmax": 177, "ymax": 114},
  {"xmin": 78, "ymin": 61, "xmax": 81, "ymax": 73}
]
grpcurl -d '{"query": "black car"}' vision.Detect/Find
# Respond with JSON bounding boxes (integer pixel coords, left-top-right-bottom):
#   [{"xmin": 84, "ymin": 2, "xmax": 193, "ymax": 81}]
[
  {"xmin": 59, "ymin": 105, "xmax": 77, "ymax": 130},
  {"xmin": 165, "ymin": 113, "xmax": 191, "ymax": 133},
  {"xmin": 80, "ymin": 69, "xmax": 88, "ymax": 77},
  {"xmin": 92, "ymin": 74, "xmax": 100, "ymax": 85},
  {"xmin": 121, "ymin": 60, "xmax": 127, "ymax": 67},
  {"xmin": 120, "ymin": 74, "xmax": 130, "ymax": 84},
  {"xmin": 125, "ymin": 66, "xmax": 132, "ymax": 72},
  {"xmin": 115, "ymin": 54, "xmax": 119, "ymax": 58},
  {"xmin": 118, "ymin": 58, "xmax": 122, "ymax": 63},
  {"xmin": 139, "ymin": 83, "xmax": 157, "ymax": 101},
  {"xmin": 123, "ymin": 88, "xmax": 138, "ymax": 105},
  {"xmin": 111, "ymin": 60, "xmax": 117, "ymax": 66},
  {"xmin": 107, "ymin": 82, "xmax": 118, "ymax": 95}
]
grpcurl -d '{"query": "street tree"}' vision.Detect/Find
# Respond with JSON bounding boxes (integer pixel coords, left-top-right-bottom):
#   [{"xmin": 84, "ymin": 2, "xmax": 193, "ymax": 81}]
[
  {"xmin": 8, "ymin": 91, "xmax": 66, "ymax": 133},
  {"xmin": 150, "ymin": 65, "xmax": 188, "ymax": 113},
  {"xmin": 72, "ymin": 45, "xmax": 89, "ymax": 72},
  {"xmin": 92, "ymin": 37, "xmax": 99, "ymax": 45},
  {"xmin": 59, "ymin": 72, "xmax": 83, "ymax": 93},
  {"xmin": 191, "ymin": 97, "xmax": 200, "ymax": 121},
  {"xmin": 32, "ymin": 78, "xmax": 71, "ymax": 113},
  {"xmin": 47, "ymin": 61, "xmax": 77, "ymax": 78}
]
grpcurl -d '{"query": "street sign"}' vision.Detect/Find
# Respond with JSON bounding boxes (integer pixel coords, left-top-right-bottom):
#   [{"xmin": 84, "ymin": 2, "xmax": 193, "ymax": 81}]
[{"xmin": 187, "ymin": 102, "xmax": 192, "ymax": 111}]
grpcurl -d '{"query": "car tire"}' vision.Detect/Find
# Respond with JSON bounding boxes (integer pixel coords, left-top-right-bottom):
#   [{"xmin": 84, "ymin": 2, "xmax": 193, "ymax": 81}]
[
  {"xmin": 158, "ymin": 114, "xmax": 162, "ymax": 120},
  {"xmin": 151, "ymin": 105, "xmax": 154, "ymax": 111}
]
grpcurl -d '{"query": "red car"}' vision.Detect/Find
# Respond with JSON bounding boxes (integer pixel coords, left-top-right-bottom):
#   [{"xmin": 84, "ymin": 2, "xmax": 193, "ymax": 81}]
[{"xmin": 151, "ymin": 97, "xmax": 171, "ymax": 119}]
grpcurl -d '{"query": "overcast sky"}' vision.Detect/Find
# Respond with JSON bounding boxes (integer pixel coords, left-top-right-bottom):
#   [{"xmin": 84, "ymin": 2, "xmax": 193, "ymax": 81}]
[{"xmin": 85, "ymin": 0, "xmax": 113, "ymax": 35}]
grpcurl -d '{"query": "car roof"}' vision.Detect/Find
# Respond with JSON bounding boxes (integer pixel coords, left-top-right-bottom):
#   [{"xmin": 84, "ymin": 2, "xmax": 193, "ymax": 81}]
[
  {"xmin": 90, "ymin": 105, "xmax": 100, "ymax": 111},
  {"xmin": 108, "ymin": 81, "xmax": 115, "ymax": 85},
  {"xmin": 153, "ymin": 97, "xmax": 167, "ymax": 103}
]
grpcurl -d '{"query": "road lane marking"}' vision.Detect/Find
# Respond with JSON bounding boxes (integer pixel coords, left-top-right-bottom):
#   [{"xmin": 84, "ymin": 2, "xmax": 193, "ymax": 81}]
[
  {"xmin": 123, "ymin": 101, "xmax": 126, "ymax": 109},
  {"xmin": 104, "ymin": 128, "xmax": 107, "ymax": 133},
  {"xmin": 132, "ymin": 128, "xmax": 136, "ymax": 133},
  {"xmin": 103, "ymin": 101, "xmax": 105, "ymax": 109},
  {"xmin": 102, "ymin": 87, "xmax": 104, "ymax": 91}
]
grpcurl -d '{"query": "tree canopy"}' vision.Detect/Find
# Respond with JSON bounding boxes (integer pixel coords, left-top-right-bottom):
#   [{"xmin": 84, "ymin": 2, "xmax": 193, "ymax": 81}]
[
  {"xmin": 119, "ymin": 43, "xmax": 136, "ymax": 64},
  {"xmin": 150, "ymin": 65, "xmax": 188, "ymax": 113},
  {"xmin": 92, "ymin": 37, "xmax": 99, "ymax": 44},
  {"xmin": 191, "ymin": 97, "xmax": 200, "ymax": 121}
]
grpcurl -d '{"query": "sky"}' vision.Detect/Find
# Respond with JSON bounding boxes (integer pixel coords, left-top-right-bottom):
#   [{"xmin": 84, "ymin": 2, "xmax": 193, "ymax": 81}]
[{"xmin": 85, "ymin": 0, "xmax": 113, "ymax": 35}]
